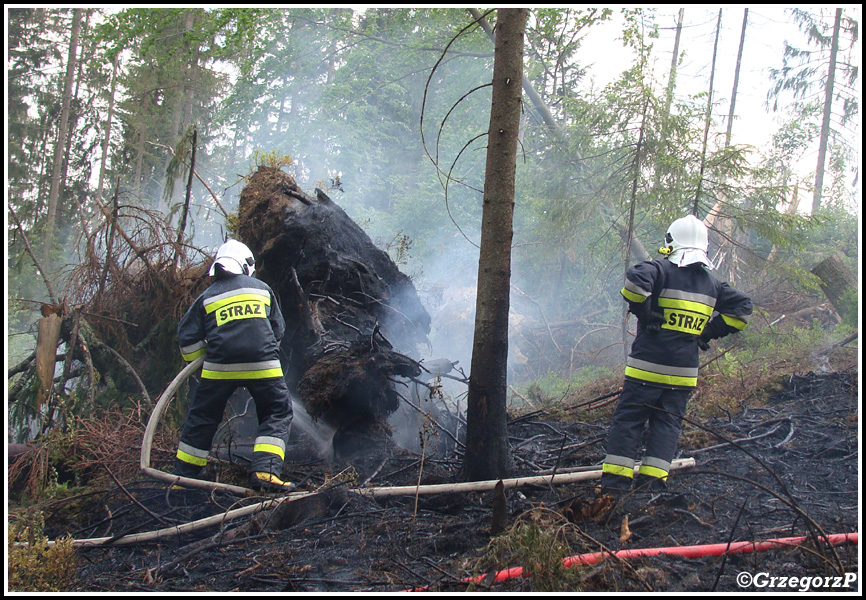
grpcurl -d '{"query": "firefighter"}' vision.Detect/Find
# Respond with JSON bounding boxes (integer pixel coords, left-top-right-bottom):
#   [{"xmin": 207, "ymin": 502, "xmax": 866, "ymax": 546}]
[
  {"xmin": 174, "ymin": 239, "xmax": 295, "ymax": 493},
  {"xmin": 601, "ymin": 215, "xmax": 752, "ymax": 492}
]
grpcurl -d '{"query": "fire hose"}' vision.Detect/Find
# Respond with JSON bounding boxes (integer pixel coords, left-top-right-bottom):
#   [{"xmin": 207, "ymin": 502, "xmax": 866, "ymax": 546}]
[
  {"xmin": 404, "ymin": 532, "xmax": 859, "ymax": 591},
  {"xmin": 23, "ymin": 360, "xmax": 696, "ymax": 549},
  {"xmin": 140, "ymin": 356, "xmax": 697, "ymax": 497},
  {"xmin": 140, "ymin": 355, "xmax": 255, "ymax": 495}
]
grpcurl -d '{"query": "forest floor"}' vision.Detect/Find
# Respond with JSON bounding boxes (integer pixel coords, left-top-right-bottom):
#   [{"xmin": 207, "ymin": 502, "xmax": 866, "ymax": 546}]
[{"xmin": 14, "ymin": 358, "xmax": 857, "ymax": 594}]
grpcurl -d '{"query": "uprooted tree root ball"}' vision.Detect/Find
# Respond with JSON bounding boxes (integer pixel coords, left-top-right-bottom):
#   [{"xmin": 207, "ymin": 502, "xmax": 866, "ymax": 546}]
[
  {"xmin": 299, "ymin": 338, "xmax": 421, "ymax": 429},
  {"xmin": 235, "ymin": 166, "xmax": 431, "ymax": 453}
]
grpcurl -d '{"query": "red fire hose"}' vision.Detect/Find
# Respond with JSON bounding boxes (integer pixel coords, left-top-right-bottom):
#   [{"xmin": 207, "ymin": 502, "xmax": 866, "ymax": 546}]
[{"xmin": 405, "ymin": 532, "xmax": 858, "ymax": 591}]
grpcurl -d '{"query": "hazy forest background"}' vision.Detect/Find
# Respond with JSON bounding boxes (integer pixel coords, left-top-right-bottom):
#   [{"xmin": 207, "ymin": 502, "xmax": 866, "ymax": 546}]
[{"xmin": 6, "ymin": 7, "xmax": 860, "ymax": 445}]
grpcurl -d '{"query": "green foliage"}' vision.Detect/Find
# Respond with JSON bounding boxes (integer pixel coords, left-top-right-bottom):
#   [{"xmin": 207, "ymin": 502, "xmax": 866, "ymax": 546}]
[
  {"xmin": 8, "ymin": 514, "xmax": 78, "ymax": 592},
  {"xmin": 11, "ymin": 430, "xmax": 86, "ymax": 501},
  {"xmin": 251, "ymin": 148, "xmax": 294, "ymax": 171},
  {"xmin": 6, "ymin": 8, "xmax": 860, "ymax": 448},
  {"xmin": 689, "ymin": 317, "xmax": 855, "ymax": 420},
  {"xmin": 517, "ymin": 366, "xmax": 615, "ymax": 409},
  {"xmin": 768, "ymin": 8, "xmax": 859, "ymax": 125},
  {"xmin": 473, "ymin": 511, "xmax": 584, "ymax": 591}
]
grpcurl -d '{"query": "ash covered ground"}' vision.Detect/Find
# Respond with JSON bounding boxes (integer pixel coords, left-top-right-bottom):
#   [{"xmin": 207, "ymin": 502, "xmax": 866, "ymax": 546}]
[{"xmin": 40, "ymin": 368, "xmax": 859, "ymax": 593}]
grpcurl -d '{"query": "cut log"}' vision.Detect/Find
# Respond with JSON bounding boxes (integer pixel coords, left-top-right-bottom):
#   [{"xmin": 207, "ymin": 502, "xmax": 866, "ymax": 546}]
[
  {"xmin": 811, "ymin": 255, "xmax": 857, "ymax": 322},
  {"xmin": 236, "ymin": 166, "xmax": 431, "ymax": 457}
]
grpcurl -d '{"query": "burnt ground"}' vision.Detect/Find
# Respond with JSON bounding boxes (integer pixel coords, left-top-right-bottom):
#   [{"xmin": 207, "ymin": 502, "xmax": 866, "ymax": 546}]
[{"xmin": 34, "ymin": 368, "xmax": 859, "ymax": 593}]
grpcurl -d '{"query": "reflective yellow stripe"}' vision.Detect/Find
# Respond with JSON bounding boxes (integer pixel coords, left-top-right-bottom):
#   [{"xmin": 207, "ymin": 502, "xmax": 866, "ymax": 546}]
[
  {"xmin": 602, "ymin": 463, "xmax": 634, "ymax": 479},
  {"xmin": 721, "ymin": 314, "xmax": 748, "ymax": 330},
  {"xmin": 657, "ymin": 297, "xmax": 714, "ymax": 317},
  {"xmin": 625, "ymin": 366, "xmax": 697, "ymax": 388},
  {"xmin": 181, "ymin": 347, "xmax": 206, "ymax": 362},
  {"xmin": 621, "ymin": 288, "xmax": 648, "ymax": 303},
  {"xmin": 205, "ymin": 293, "xmax": 270, "ymax": 314},
  {"xmin": 201, "ymin": 367, "xmax": 283, "ymax": 380},
  {"xmin": 177, "ymin": 449, "xmax": 208, "ymax": 467},
  {"xmin": 638, "ymin": 464, "xmax": 669, "ymax": 480},
  {"xmin": 253, "ymin": 443, "xmax": 285, "ymax": 461}
]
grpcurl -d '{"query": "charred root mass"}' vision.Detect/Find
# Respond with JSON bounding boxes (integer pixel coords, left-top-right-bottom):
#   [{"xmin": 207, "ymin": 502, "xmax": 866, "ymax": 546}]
[{"xmin": 236, "ymin": 166, "xmax": 431, "ymax": 454}]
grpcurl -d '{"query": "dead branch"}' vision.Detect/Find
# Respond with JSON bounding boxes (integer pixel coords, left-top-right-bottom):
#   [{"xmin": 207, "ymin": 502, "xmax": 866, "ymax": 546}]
[
  {"xmin": 84, "ymin": 327, "xmax": 152, "ymax": 408},
  {"xmin": 88, "ymin": 190, "xmax": 171, "ymax": 292},
  {"xmin": 680, "ymin": 469, "xmax": 845, "ymax": 575},
  {"xmin": 820, "ymin": 331, "xmax": 858, "ymax": 355},
  {"xmin": 8, "ymin": 352, "xmax": 36, "ymax": 378},
  {"xmin": 669, "ymin": 408, "xmax": 846, "ymax": 575},
  {"xmin": 102, "ymin": 464, "xmax": 169, "ymax": 526},
  {"xmin": 690, "ymin": 420, "xmax": 790, "ymax": 454},
  {"xmin": 567, "ymin": 389, "xmax": 621, "ymax": 412},
  {"xmin": 8, "ymin": 204, "xmax": 58, "ymax": 305},
  {"xmin": 146, "ymin": 140, "xmax": 229, "ymax": 218}
]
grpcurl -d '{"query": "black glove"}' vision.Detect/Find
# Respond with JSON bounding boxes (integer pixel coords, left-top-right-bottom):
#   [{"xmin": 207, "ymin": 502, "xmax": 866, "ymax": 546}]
[
  {"xmin": 638, "ymin": 310, "xmax": 665, "ymax": 334},
  {"xmin": 697, "ymin": 329, "xmax": 712, "ymax": 351}
]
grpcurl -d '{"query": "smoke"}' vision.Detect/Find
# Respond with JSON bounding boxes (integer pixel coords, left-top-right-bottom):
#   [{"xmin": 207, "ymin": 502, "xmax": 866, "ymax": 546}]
[{"xmin": 289, "ymin": 400, "xmax": 336, "ymax": 461}]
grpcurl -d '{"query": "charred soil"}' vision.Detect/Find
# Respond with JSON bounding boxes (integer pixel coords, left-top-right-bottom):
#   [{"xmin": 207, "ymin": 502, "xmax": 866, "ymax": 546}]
[{"xmin": 15, "ymin": 364, "xmax": 858, "ymax": 593}]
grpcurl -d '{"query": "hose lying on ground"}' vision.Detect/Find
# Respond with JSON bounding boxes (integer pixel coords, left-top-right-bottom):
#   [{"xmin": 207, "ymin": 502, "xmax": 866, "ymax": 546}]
[
  {"xmin": 20, "ymin": 357, "xmax": 695, "ymax": 548},
  {"xmin": 404, "ymin": 532, "xmax": 860, "ymax": 591}
]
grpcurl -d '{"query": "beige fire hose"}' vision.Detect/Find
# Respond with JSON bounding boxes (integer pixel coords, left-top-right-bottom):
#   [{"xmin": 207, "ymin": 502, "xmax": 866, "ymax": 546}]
[
  {"xmin": 23, "ymin": 361, "xmax": 696, "ymax": 548},
  {"xmin": 140, "ymin": 355, "xmax": 258, "ymax": 495},
  {"xmin": 353, "ymin": 458, "xmax": 696, "ymax": 499},
  {"xmin": 141, "ymin": 356, "xmax": 695, "ymax": 497}
]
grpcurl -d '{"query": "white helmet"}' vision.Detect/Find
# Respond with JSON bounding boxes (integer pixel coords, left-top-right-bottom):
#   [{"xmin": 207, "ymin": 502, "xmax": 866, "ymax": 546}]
[
  {"xmin": 208, "ymin": 239, "xmax": 256, "ymax": 277},
  {"xmin": 661, "ymin": 215, "xmax": 713, "ymax": 269}
]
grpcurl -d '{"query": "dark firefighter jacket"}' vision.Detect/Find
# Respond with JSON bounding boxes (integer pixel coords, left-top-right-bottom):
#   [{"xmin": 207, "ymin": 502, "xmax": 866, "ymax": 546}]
[
  {"xmin": 621, "ymin": 258, "xmax": 752, "ymax": 389},
  {"xmin": 178, "ymin": 274, "xmax": 285, "ymax": 380}
]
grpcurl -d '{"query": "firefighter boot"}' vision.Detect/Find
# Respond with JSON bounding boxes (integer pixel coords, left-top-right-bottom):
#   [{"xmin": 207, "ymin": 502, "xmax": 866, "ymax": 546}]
[{"xmin": 250, "ymin": 472, "xmax": 297, "ymax": 494}]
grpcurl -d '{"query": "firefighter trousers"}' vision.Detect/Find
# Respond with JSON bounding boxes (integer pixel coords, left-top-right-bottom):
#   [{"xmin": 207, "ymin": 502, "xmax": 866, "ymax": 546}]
[
  {"xmin": 600, "ymin": 380, "xmax": 691, "ymax": 491},
  {"xmin": 174, "ymin": 376, "xmax": 293, "ymax": 479}
]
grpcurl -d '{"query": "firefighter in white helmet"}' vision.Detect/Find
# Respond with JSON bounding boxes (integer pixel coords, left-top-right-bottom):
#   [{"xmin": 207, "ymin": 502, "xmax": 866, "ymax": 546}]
[
  {"xmin": 601, "ymin": 215, "xmax": 753, "ymax": 492},
  {"xmin": 175, "ymin": 239, "xmax": 295, "ymax": 493}
]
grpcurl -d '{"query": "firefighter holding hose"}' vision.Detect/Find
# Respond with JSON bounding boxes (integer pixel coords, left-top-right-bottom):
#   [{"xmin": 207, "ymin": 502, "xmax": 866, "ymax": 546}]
[
  {"xmin": 601, "ymin": 215, "xmax": 752, "ymax": 492},
  {"xmin": 174, "ymin": 239, "xmax": 295, "ymax": 493}
]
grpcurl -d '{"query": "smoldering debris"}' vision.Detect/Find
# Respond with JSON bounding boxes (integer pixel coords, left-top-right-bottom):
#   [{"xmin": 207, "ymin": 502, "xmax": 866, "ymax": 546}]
[{"xmin": 22, "ymin": 368, "xmax": 858, "ymax": 593}]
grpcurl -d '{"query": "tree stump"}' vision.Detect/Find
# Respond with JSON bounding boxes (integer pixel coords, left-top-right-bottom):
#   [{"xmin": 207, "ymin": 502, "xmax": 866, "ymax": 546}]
[{"xmin": 811, "ymin": 255, "xmax": 857, "ymax": 321}]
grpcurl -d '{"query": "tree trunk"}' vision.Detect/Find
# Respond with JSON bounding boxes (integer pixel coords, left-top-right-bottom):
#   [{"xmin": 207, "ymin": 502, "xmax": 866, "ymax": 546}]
[
  {"xmin": 664, "ymin": 8, "xmax": 684, "ymax": 120},
  {"xmin": 463, "ymin": 8, "xmax": 527, "ymax": 482},
  {"xmin": 161, "ymin": 9, "xmax": 199, "ymax": 212},
  {"xmin": 725, "ymin": 9, "xmax": 748, "ymax": 147},
  {"xmin": 693, "ymin": 9, "xmax": 722, "ymax": 216},
  {"xmin": 96, "ymin": 53, "xmax": 120, "ymax": 205},
  {"xmin": 811, "ymin": 255, "xmax": 856, "ymax": 322},
  {"xmin": 767, "ymin": 184, "xmax": 801, "ymax": 263},
  {"xmin": 173, "ymin": 126, "xmax": 197, "ymax": 269},
  {"xmin": 623, "ymin": 95, "xmax": 650, "ymax": 361},
  {"xmin": 44, "ymin": 7, "xmax": 81, "ymax": 261},
  {"xmin": 812, "ymin": 8, "xmax": 841, "ymax": 213},
  {"xmin": 707, "ymin": 8, "xmax": 749, "ymax": 282}
]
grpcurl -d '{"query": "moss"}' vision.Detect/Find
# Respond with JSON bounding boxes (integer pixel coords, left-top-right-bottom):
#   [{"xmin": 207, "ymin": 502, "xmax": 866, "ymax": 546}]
[{"xmin": 8, "ymin": 514, "xmax": 77, "ymax": 592}]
